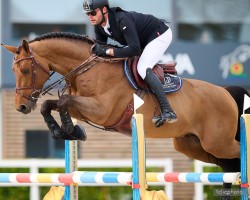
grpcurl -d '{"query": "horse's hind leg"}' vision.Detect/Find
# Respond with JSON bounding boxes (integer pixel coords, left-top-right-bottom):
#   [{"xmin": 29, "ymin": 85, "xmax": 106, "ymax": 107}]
[
  {"xmin": 201, "ymin": 131, "xmax": 240, "ymax": 159},
  {"xmin": 173, "ymin": 135, "xmax": 218, "ymax": 164},
  {"xmin": 173, "ymin": 135, "xmax": 240, "ymax": 171},
  {"xmin": 173, "ymin": 135, "xmax": 239, "ymax": 200}
]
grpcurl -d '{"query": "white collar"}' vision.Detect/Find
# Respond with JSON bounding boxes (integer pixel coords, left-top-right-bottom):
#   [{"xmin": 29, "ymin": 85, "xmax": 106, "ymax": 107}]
[{"xmin": 102, "ymin": 19, "xmax": 111, "ymax": 35}]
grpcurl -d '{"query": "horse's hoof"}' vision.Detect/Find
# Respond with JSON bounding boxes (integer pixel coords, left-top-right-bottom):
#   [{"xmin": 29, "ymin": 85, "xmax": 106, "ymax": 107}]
[
  {"xmin": 48, "ymin": 123, "xmax": 64, "ymax": 139},
  {"xmin": 51, "ymin": 130, "xmax": 64, "ymax": 140},
  {"xmin": 62, "ymin": 125, "xmax": 87, "ymax": 141},
  {"xmin": 71, "ymin": 125, "xmax": 87, "ymax": 141},
  {"xmin": 61, "ymin": 124, "xmax": 74, "ymax": 134}
]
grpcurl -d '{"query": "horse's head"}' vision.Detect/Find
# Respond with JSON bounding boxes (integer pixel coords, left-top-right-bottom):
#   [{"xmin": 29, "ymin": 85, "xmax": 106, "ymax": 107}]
[{"xmin": 1, "ymin": 40, "xmax": 51, "ymax": 114}]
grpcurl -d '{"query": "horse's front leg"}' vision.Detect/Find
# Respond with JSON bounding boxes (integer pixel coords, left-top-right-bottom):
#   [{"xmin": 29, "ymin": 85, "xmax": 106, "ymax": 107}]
[
  {"xmin": 59, "ymin": 107, "xmax": 87, "ymax": 141},
  {"xmin": 40, "ymin": 99, "xmax": 64, "ymax": 139},
  {"xmin": 41, "ymin": 99, "xmax": 87, "ymax": 141},
  {"xmin": 57, "ymin": 95, "xmax": 87, "ymax": 141},
  {"xmin": 59, "ymin": 107, "xmax": 74, "ymax": 134}
]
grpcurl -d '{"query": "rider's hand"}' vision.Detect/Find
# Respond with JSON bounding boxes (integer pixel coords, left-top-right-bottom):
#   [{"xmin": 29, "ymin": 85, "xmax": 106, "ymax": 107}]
[{"xmin": 92, "ymin": 44, "xmax": 108, "ymax": 56}]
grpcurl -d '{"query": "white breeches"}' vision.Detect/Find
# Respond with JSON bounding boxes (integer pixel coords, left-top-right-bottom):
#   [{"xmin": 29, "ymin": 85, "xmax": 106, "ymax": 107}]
[{"xmin": 137, "ymin": 28, "xmax": 172, "ymax": 79}]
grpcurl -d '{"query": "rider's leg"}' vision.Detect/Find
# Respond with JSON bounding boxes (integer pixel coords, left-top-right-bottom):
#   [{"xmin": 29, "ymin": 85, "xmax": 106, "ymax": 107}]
[
  {"xmin": 144, "ymin": 68, "xmax": 177, "ymax": 126},
  {"xmin": 137, "ymin": 28, "xmax": 177, "ymax": 127}
]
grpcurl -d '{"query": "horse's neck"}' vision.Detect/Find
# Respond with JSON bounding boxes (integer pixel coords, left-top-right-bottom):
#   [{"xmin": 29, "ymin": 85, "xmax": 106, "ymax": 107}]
[{"xmin": 31, "ymin": 40, "xmax": 91, "ymax": 75}]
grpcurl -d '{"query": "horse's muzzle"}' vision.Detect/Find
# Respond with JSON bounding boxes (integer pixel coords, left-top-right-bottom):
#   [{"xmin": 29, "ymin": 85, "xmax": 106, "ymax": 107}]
[
  {"xmin": 17, "ymin": 104, "xmax": 31, "ymax": 114},
  {"xmin": 17, "ymin": 102, "xmax": 37, "ymax": 114}
]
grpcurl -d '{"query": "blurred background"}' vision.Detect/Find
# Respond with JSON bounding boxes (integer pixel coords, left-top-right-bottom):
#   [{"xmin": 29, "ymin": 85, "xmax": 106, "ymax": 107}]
[{"xmin": 0, "ymin": 0, "xmax": 250, "ymax": 199}]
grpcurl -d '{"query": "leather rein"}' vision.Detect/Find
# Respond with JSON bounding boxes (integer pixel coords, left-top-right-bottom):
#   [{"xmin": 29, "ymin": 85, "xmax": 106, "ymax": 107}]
[{"xmin": 40, "ymin": 48, "xmax": 126, "ymax": 96}]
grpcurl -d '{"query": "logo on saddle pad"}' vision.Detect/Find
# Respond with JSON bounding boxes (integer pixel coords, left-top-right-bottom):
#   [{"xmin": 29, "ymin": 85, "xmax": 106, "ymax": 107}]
[
  {"xmin": 162, "ymin": 74, "xmax": 182, "ymax": 93},
  {"xmin": 164, "ymin": 76, "xmax": 172, "ymax": 84}
]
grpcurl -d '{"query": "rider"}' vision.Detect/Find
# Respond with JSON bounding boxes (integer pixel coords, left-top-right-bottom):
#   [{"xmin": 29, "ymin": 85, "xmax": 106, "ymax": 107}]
[{"xmin": 83, "ymin": 0, "xmax": 177, "ymax": 127}]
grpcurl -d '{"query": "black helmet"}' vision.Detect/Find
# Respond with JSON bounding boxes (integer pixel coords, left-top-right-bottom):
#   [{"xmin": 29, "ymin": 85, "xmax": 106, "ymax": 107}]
[{"xmin": 83, "ymin": 0, "xmax": 109, "ymax": 12}]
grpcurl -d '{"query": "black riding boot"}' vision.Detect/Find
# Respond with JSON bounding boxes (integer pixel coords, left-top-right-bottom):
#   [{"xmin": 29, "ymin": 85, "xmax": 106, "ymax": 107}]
[{"xmin": 144, "ymin": 68, "xmax": 177, "ymax": 127}]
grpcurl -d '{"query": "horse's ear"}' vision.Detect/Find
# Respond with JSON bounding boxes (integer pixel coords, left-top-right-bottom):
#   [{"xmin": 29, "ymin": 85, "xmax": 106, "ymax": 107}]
[
  {"xmin": 22, "ymin": 40, "xmax": 30, "ymax": 53},
  {"xmin": 1, "ymin": 44, "xmax": 18, "ymax": 54}
]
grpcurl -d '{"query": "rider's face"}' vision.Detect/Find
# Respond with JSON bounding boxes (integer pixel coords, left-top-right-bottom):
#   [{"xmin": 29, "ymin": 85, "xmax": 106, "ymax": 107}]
[{"xmin": 86, "ymin": 8, "xmax": 103, "ymax": 25}]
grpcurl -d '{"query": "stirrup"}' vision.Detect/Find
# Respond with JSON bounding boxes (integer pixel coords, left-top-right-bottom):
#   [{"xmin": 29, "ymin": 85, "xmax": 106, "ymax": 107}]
[{"xmin": 152, "ymin": 111, "xmax": 177, "ymax": 127}]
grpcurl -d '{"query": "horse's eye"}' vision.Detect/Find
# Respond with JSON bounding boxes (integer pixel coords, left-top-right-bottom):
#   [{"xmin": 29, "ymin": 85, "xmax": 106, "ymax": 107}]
[{"xmin": 22, "ymin": 68, "xmax": 29, "ymax": 74}]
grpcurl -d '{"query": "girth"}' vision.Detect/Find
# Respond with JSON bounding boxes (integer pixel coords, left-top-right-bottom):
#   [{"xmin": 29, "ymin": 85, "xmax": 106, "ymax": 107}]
[{"xmin": 105, "ymin": 89, "xmax": 146, "ymax": 136}]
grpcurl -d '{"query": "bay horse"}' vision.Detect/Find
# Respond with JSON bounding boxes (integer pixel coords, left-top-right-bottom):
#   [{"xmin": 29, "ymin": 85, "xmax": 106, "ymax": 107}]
[{"xmin": 2, "ymin": 32, "xmax": 249, "ymax": 197}]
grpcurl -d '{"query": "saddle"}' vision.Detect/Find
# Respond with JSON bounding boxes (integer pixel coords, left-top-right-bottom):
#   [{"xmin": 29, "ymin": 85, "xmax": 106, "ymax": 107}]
[{"xmin": 125, "ymin": 56, "xmax": 182, "ymax": 93}]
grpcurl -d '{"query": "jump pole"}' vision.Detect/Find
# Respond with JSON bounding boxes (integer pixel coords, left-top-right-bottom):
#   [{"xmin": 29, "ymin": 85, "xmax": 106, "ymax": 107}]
[
  {"xmin": 65, "ymin": 140, "xmax": 78, "ymax": 200},
  {"xmin": 0, "ymin": 172, "xmax": 241, "ymax": 184},
  {"xmin": 65, "ymin": 118, "xmax": 78, "ymax": 200},
  {"xmin": 132, "ymin": 94, "xmax": 170, "ymax": 199},
  {"xmin": 132, "ymin": 116, "xmax": 140, "ymax": 200},
  {"xmin": 132, "ymin": 94, "xmax": 146, "ymax": 200},
  {"xmin": 241, "ymin": 114, "xmax": 250, "ymax": 200},
  {"xmin": 132, "ymin": 113, "xmax": 148, "ymax": 200}
]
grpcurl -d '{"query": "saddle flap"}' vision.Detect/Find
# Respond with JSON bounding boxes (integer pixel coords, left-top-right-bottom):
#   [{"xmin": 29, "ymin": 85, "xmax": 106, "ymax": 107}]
[
  {"xmin": 128, "ymin": 56, "xmax": 178, "ymax": 90},
  {"xmin": 159, "ymin": 61, "xmax": 177, "ymax": 74}
]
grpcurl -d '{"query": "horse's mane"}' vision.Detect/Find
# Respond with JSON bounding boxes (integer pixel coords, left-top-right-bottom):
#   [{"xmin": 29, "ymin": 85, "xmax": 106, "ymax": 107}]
[{"xmin": 29, "ymin": 32, "xmax": 95, "ymax": 44}]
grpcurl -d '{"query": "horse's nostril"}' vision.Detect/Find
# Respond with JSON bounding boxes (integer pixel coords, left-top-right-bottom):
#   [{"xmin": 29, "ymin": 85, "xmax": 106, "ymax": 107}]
[{"xmin": 18, "ymin": 104, "xmax": 27, "ymax": 112}]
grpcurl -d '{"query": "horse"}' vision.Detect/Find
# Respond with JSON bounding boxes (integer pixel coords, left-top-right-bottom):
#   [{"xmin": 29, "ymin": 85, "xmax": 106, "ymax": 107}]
[{"xmin": 2, "ymin": 32, "xmax": 249, "ymax": 198}]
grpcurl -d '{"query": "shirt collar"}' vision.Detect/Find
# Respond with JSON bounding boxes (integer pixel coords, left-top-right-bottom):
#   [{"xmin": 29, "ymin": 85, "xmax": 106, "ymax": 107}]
[{"xmin": 102, "ymin": 19, "xmax": 111, "ymax": 35}]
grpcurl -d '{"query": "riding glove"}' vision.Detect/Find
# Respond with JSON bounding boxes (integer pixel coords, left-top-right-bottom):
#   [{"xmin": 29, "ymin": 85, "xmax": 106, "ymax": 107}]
[{"xmin": 93, "ymin": 44, "xmax": 108, "ymax": 56}]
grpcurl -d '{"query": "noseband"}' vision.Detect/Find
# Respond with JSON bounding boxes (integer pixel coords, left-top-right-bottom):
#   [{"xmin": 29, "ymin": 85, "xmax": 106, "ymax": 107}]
[{"xmin": 14, "ymin": 48, "xmax": 51, "ymax": 102}]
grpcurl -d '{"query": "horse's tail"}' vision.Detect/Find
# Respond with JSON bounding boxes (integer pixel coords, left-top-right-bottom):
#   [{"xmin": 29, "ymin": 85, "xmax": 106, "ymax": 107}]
[
  {"xmin": 215, "ymin": 86, "xmax": 249, "ymax": 174},
  {"xmin": 225, "ymin": 86, "xmax": 250, "ymax": 142}
]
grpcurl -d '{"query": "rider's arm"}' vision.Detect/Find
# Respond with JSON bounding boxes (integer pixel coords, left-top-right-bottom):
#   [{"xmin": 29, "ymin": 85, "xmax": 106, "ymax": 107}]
[{"xmin": 112, "ymin": 13, "xmax": 142, "ymax": 57}]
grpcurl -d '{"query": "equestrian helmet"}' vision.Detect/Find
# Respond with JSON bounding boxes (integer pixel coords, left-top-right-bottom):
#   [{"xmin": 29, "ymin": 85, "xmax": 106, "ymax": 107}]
[{"xmin": 83, "ymin": 0, "xmax": 109, "ymax": 12}]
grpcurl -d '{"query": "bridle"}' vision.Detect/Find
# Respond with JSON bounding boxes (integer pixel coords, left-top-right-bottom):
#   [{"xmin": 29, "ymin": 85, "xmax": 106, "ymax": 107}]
[{"xmin": 14, "ymin": 48, "xmax": 51, "ymax": 102}]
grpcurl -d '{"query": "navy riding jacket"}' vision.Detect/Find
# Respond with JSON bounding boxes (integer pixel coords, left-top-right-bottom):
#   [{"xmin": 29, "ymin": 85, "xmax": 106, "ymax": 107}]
[{"xmin": 94, "ymin": 7, "xmax": 169, "ymax": 57}]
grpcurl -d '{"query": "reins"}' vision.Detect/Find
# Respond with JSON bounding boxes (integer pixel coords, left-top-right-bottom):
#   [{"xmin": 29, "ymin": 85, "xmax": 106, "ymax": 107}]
[
  {"xmin": 40, "ymin": 54, "xmax": 98, "ymax": 96},
  {"xmin": 40, "ymin": 52, "xmax": 126, "ymax": 97},
  {"xmin": 14, "ymin": 43, "xmax": 127, "ymax": 102}
]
